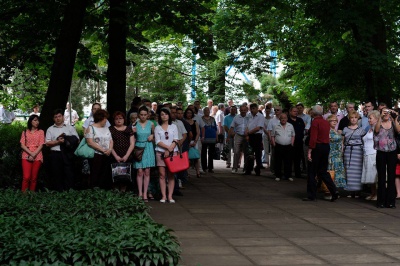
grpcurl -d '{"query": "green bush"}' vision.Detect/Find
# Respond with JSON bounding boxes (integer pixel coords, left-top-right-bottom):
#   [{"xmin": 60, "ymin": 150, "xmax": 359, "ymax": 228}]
[
  {"xmin": 0, "ymin": 122, "xmax": 26, "ymax": 188},
  {"xmin": 0, "ymin": 189, "xmax": 181, "ymax": 265}
]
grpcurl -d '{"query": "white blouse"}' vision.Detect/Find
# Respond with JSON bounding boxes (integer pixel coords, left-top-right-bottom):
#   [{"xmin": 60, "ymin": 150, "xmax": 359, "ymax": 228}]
[
  {"xmin": 85, "ymin": 126, "xmax": 112, "ymax": 154},
  {"xmin": 154, "ymin": 124, "xmax": 179, "ymax": 152},
  {"xmin": 363, "ymin": 130, "xmax": 376, "ymax": 156}
]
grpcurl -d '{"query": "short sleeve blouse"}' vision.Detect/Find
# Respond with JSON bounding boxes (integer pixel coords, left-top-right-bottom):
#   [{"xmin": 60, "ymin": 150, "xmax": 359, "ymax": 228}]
[
  {"xmin": 85, "ymin": 126, "xmax": 112, "ymax": 154},
  {"xmin": 20, "ymin": 129, "xmax": 45, "ymax": 161},
  {"xmin": 154, "ymin": 124, "xmax": 179, "ymax": 152}
]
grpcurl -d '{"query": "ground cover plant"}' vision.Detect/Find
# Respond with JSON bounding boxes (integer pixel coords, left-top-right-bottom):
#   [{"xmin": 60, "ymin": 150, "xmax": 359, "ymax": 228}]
[{"xmin": 0, "ymin": 189, "xmax": 181, "ymax": 265}]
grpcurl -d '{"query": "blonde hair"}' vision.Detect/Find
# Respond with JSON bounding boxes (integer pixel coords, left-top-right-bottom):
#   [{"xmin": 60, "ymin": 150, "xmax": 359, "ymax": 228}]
[
  {"xmin": 348, "ymin": 110, "xmax": 359, "ymax": 119},
  {"xmin": 368, "ymin": 110, "xmax": 380, "ymax": 120}
]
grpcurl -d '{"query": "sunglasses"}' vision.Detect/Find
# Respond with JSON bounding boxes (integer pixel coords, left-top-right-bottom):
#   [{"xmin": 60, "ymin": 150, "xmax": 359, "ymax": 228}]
[
  {"xmin": 165, "ymin": 131, "xmax": 169, "ymax": 140},
  {"xmin": 275, "ymin": 109, "xmax": 281, "ymax": 111}
]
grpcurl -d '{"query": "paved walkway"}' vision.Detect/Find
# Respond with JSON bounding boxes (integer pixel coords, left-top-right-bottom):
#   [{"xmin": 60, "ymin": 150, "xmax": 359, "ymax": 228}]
[{"xmin": 148, "ymin": 160, "xmax": 400, "ymax": 266}]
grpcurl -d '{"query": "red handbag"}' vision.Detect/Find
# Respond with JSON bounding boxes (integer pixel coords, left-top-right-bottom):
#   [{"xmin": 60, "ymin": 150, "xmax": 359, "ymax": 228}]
[{"xmin": 164, "ymin": 142, "xmax": 189, "ymax": 173}]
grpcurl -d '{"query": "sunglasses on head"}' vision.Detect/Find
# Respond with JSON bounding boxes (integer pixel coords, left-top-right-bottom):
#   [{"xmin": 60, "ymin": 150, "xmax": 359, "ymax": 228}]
[{"xmin": 165, "ymin": 131, "xmax": 169, "ymax": 140}]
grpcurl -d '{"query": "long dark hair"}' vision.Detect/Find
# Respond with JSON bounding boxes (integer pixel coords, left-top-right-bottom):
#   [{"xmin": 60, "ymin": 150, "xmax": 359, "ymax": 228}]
[
  {"xmin": 158, "ymin": 108, "xmax": 172, "ymax": 125},
  {"xmin": 27, "ymin": 114, "xmax": 40, "ymax": 130}
]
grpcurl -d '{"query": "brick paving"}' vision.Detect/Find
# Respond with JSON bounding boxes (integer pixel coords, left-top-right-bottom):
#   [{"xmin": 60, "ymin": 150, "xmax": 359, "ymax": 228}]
[{"xmin": 148, "ymin": 160, "xmax": 400, "ymax": 266}]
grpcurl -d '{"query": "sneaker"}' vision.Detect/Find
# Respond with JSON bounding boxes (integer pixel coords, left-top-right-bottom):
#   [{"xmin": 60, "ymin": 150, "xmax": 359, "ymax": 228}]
[
  {"xmin": 288, "ymin": 177, "xmax": 294, "ymax": 181},
  {"xmin": 275, "ymin": 178, "xmax": 280, "ymax": 181},
  {"xmin": 231, "ymin": 168, "xmax": 238, "ymax": 173}
]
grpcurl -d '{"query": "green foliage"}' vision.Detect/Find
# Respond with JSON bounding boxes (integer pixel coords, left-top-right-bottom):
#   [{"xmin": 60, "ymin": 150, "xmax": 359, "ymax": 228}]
[
  {"xmin": 0, "ymin": 189, "xmax": 181, "ymax": 265},
  {"xmin": 0, "ymin": 123, "xmax": 26, "ymax": 188}
]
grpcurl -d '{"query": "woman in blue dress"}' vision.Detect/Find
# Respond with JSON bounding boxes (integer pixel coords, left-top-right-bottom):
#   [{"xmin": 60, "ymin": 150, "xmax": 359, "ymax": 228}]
[{"xmin": 133, "ymin": 106, "xmax": 155, "ymax": 202}]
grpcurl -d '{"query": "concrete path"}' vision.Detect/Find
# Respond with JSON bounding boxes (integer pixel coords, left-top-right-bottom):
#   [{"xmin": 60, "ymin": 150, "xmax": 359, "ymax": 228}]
[{"xmin": 148, "ymin": 160, "xmax": 400, "ymax": 266}]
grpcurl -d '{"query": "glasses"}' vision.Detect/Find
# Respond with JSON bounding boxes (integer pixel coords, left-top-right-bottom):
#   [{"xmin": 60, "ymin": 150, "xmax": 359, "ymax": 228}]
[{"xmin": 164, "ymin": 131, "xmax": 169, "ymax": 140}]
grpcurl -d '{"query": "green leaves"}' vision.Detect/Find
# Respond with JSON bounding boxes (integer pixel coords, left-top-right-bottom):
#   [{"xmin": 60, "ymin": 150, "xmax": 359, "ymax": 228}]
[{"xmin": 0, "ymin": 189, "xmax": 181, "ymax": 265}]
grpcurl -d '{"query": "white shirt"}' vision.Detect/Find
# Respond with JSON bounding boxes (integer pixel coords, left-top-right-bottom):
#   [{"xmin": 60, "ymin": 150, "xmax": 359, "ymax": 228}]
[
  {"xmin": 64, "ymin": 109, "xmax": 79, "ymax": 125},
  {"xmin": 363, "ymin": 130, "xmax": 376, "ymax": 156},
  {"xmin": 215, "ymin": 110, "xmax": 225, "ymax": 134},
  {"xmin": 83, "ymin": 116, "xmax": 111, "ymax": 129},
  {"xmin": 172, "ymin": 119, "xmax": 187, "ymax": 140},
  {"xmin": 45, "ymin": 124, "xmax": 79, "ymax": 151},
  {"xmin": 230, "ymin": 114, "xmax": 248, "ymax": 135},
  {"xmin": 247, "ymin": 112, "xmax": 265, "ymax": 134},
  {"xmin": 155, "ymin": 124, "xmax": 179, "ymax": 152},
  {"xmin": 271, "ymin": 123, "xmax": 295, "ymax": 145},
  {"xmin": 266, "ymin": 116, "xmax": 280, "ymax": 132},
  {"xmin": 85, "ymin": 126, "xmax": 112, "ymax": 154}
]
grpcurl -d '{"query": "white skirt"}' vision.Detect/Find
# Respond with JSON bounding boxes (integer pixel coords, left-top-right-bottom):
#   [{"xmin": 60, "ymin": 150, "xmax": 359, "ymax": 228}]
[{"xmin": 361, "ymin": 153, "xmax": 377, "ymax": 184}]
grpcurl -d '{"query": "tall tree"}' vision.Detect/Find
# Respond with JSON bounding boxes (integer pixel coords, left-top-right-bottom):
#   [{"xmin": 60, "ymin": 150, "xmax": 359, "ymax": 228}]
[{"xmin": 40, "ymin": 0, "xmax": 89, "ymax": 129}]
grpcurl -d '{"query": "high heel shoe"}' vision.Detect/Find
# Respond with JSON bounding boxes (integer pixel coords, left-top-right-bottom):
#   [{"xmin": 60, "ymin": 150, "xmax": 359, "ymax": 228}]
[{"xmin": 196, "ymin": 173, "xmax": 200, "ymax": 178}]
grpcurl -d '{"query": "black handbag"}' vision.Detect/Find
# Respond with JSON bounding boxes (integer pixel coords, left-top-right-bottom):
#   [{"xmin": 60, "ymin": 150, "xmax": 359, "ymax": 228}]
[{"xmin": 132, "ymin": 146, "xmax": 145, "ymax": 161}]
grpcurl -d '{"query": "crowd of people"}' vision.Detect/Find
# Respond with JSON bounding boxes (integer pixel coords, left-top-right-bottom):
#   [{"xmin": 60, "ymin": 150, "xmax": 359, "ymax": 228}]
[{"xmin": 15, "ymin": 97, "xmax": 400, "ymax": 208}]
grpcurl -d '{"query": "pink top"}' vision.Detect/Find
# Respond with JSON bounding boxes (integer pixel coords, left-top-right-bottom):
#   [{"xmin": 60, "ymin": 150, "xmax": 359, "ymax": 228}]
[{"xmin": 20, "ymin": 129, "xmax": 45, "ymax": 162}]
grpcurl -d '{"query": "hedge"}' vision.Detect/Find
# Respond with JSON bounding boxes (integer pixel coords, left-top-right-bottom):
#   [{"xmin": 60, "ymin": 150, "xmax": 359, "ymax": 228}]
[{"xmin": 0, "ymin": 189, "xmax": 181, "ymax": 265}]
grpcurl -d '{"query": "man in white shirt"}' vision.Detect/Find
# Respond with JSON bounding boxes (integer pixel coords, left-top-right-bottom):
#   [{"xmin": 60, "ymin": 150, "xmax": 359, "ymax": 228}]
[
  {"xmin": 46, "ymin": 109, "xmax": 79, "ymax": 191},
  {"xmin": 266, "ymin": 105, "xmax": 283, "ymax": 173},
  {"xmin": 215, "ymin": 103, "xmax": 225, "ymax": 157},
  {"xmin": 83, "ymin": 103, "xmax": 110, "ymax": 130},
  {"xmin": 0, "ymin": 105, "xmax": 15, "ymax": 124},
  {"xmin": 271, "ymin": 113, "xmax": 295, "ymax": 181},
  {"xmin": 64, "ymin": 102, "xmax": 79, "ymax": 126},
  {"xmin": 245, "ymin": 103, "xmax": 265, "ymax": 176},
  {"xmin": 229, "ymin": 105, "xmax": 249, "ymax": 173}
]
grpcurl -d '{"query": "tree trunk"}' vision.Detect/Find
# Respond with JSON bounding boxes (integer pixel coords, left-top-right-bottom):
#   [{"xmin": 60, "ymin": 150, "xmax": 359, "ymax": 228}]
[
  {"xmin": 40, "ymin": 0, "xmax": 88, "ymax": 130},
  {"xmin": 106, "ymin": 0, "xmax": 127, "ymax": 118}
]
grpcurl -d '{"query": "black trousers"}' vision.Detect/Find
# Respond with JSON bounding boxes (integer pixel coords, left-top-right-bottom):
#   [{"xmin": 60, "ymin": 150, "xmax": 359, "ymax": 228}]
[
  {"xmin": 90, "ymin": 153, "xmax": 111, "ymax": 189},
  {"xmin": 50, "ymin": 151, "xmax": 74, "ymax": 191},
  {"xmin": 293, "ymin": 141, "xmax": 304, "ymax": 178},
  {"xmin": 248, "ymin": 133, "xmax": 263, "ymax": 171},
  {"xmin": 201, "ymin": 142, "xmax": 215, "ymax": 170},
  {"xmin": 376, "ymin": 150, "xmax": 397, "ymax": 207},
  {"xmin": 274, "ymin": 143, "xmax": 292, "ymax": 178},
  {"xmin": 307, "ymin": 143, "xmax": 337, "ymax": 199}
]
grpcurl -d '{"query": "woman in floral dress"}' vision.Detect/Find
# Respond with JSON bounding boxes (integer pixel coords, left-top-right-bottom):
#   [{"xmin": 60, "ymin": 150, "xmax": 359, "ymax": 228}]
[{"xmin": 327, "ymin": 114, "xmax": 346, "ymax": 189}]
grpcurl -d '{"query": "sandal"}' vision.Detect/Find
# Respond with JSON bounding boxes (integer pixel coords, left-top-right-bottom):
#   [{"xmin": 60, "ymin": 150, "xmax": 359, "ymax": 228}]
[
  {"xmin": 143, "ymin": 198, "xmax": 149, "ymax": 203},
  {"xmin": 148, "ymin": 194, "xmax": 155, "ymax": 200}
]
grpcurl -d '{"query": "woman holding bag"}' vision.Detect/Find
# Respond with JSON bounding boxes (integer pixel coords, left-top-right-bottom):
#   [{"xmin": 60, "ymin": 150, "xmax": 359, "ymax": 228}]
[
  {"xmin": 184, "ymin": 108, "xmax": 201, "ymax": 178},
  {"xmin": 133, "ymin": 106, "xmax": 155, "ymax": 202},
  {"xmin": 85, "ymin": 109, "xmax": 113, "ymax": 189},
  {"xmin": 154, "ymin": 108, "xmax": 178, "ymax": 203},
  {"xmin": 20, "ymin": 114, "xmax": 45, "ymax": 192},
  {"xmin": 110, "ymin": 111, "xmax": 135, "ymax": 192}
]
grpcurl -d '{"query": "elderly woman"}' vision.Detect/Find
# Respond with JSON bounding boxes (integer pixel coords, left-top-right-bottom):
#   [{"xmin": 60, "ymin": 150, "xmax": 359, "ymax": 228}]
[
  {"xmin": 201, "ymin": 107, "xmax": 217, "ymax": 173},
  {"xmin": 110, "ymin": 111, "xmax": 135, "ymax": 192},
  {"xmin": 327, "ymin": 114, "xmax": 346, "ymax": 188},
  {"xmin": 342, "ymin": 110, "xmax": 366, "ymax": 198},
  {"xmin": 361, "ymin": 110, "xmax": 379, "ymax": 201},
  {"xmin": 85, "ymin": 109, "xmax": 113, "ymax": 189},
  {"xmin": 374, "ymin": 108, "xmax": 400, "ymax": 208},
  {"xmin": 129, "ymin": 112, "xmax": 138, "ymax": 127}
]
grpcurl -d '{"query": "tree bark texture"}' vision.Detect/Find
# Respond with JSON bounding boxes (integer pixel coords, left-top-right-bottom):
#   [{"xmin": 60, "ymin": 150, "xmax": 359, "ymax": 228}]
[
  {"xmin": 106, "ymin": 0, "xmax": 128, "ymax": 118},
  {"xmin": 40, "ymin": 0, "xmax": 88, "ymax": 130}
]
